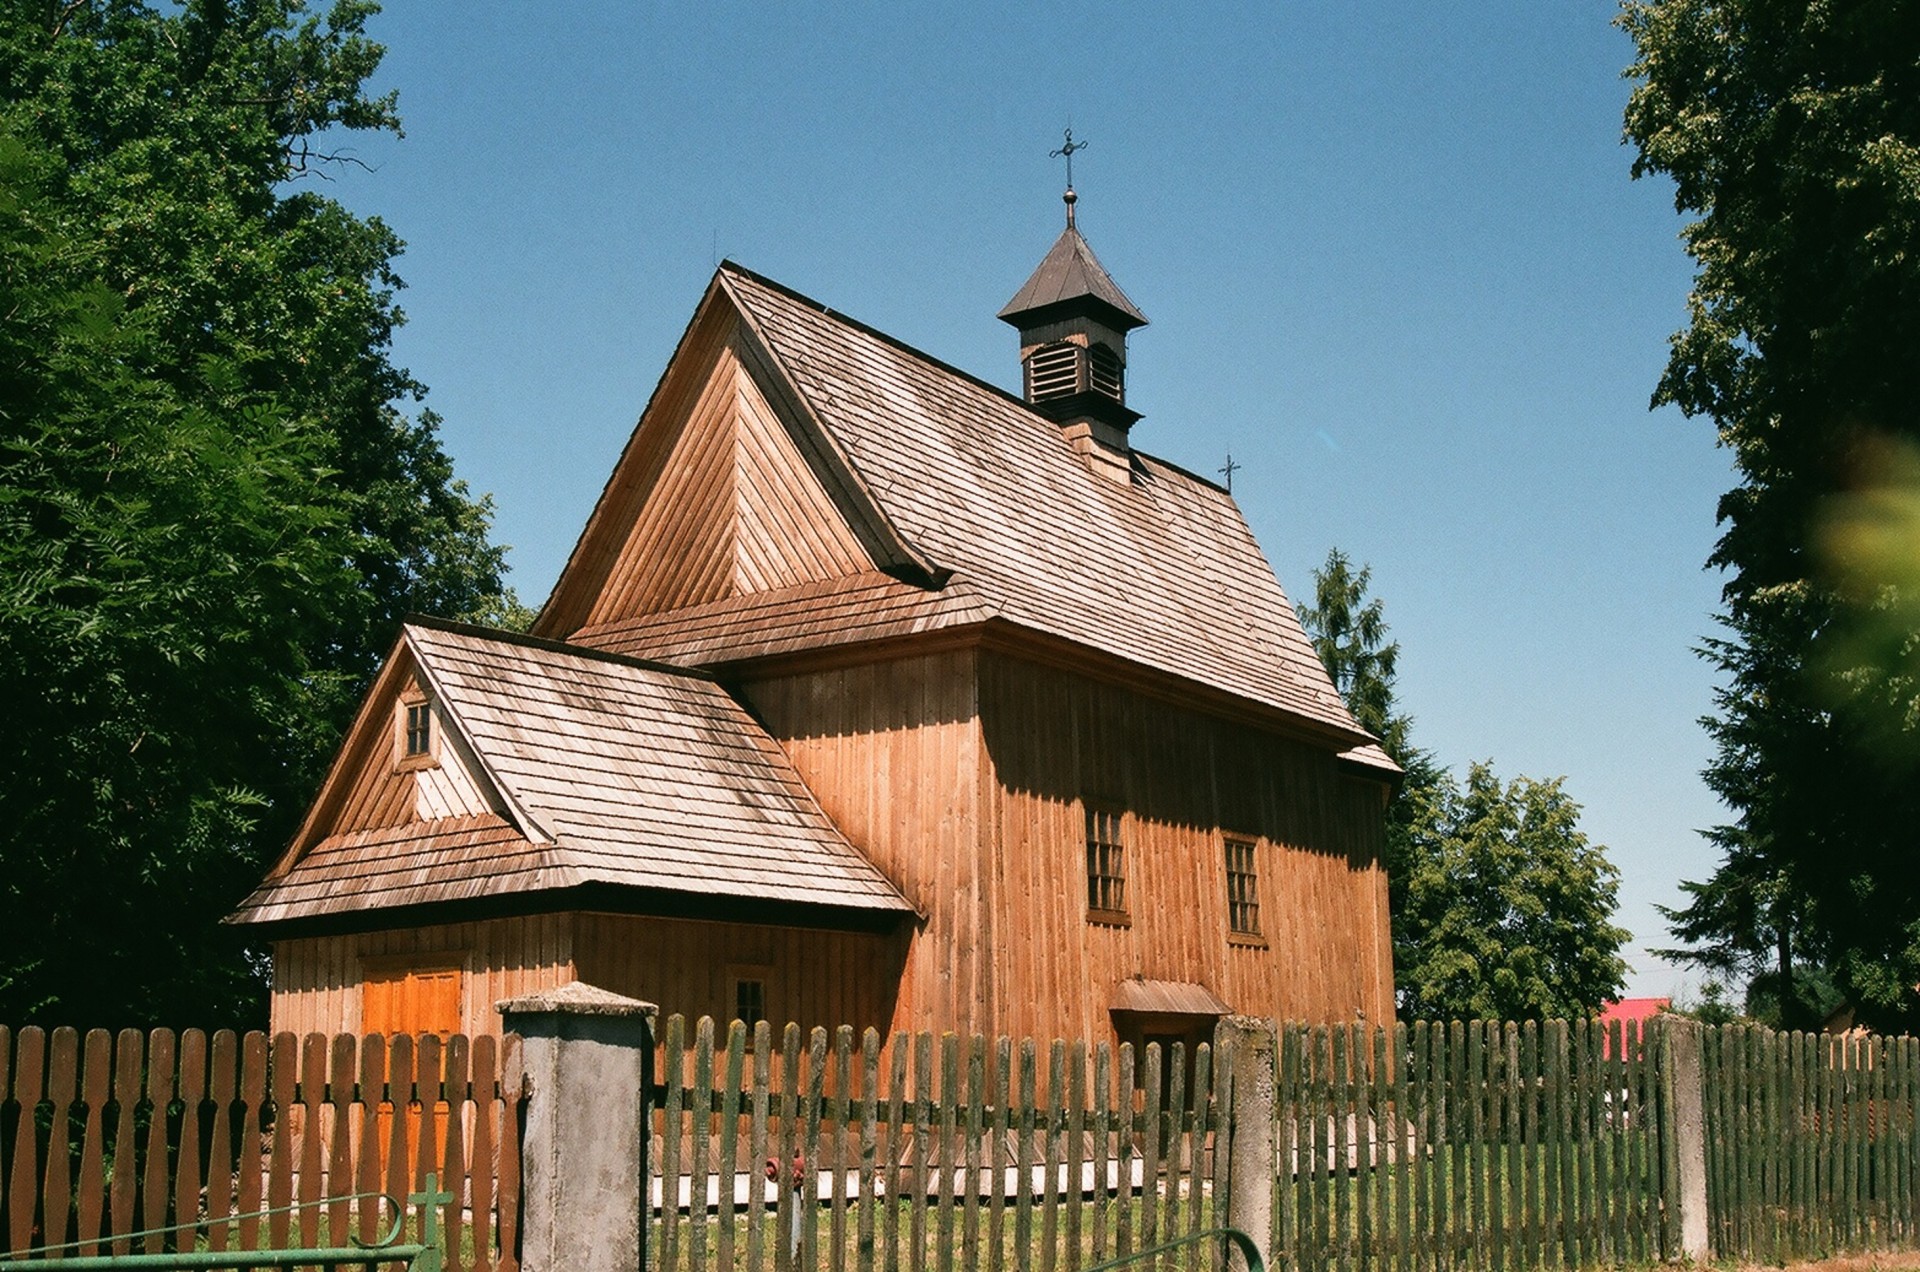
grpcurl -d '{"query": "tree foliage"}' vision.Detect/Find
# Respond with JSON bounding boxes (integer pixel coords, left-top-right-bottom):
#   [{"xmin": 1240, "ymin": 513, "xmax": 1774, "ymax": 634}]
[
  {"xmin": 1398, "ymin": 764, "xmax": 1630, "ymax": 1021},
  {"xmin": 1299, "ymin": 549, "xmax": 1627, "ymax": 1020},
  {"xmin": 1621, "ymin": 0, "xmax": 1920, "ymax": 1028},
  {"xmin": 0, "ymin": 0, "xmax": 518, "ymax": 1025}
]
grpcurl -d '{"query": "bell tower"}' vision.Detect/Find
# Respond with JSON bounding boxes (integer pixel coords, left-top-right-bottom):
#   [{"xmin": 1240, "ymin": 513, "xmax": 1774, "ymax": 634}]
[{"xmin": 1000, "ymin": 148, "xmax": 1148, "ymax": 483}]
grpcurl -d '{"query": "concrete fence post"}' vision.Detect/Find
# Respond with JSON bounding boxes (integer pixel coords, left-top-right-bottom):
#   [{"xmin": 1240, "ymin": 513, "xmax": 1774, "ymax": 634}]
[
  {"xmin": 1656, "ymin": 1015, "xmax": 1710, "ymax": 1262},
  {"xmin": 499, "ymin": 982, "xmax": 657, "ymax": 1272},
  {"xmin": 1214, "ymin": 1015, "xmax": 1276, "ymax": 1272}
]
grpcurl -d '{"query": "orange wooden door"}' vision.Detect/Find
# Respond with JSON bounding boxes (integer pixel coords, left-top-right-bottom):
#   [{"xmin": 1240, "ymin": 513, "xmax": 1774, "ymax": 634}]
[{"xmin": 364, "ymin": 965, "xmax": 462, "ymax": 1178}]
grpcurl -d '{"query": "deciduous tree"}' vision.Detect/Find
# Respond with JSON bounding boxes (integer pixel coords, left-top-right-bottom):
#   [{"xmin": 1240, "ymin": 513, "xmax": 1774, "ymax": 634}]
[
  {"xmin": 1621, "ymin": 0, "xmax": 1920, "ymax": 1028},
  {"xmin": 0, "ymin": 0, "xmax": 519, "ymax": 1024}
]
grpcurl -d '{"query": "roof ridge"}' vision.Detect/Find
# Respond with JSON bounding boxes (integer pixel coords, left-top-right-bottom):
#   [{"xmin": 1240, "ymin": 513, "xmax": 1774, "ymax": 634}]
[
  {"xmin": 403, "ymin": 613, "xmax": 721, "ymax": 682},
  {"xmin": 718, "ymin": 260, "xmax": 1051, "ymax": 422}
]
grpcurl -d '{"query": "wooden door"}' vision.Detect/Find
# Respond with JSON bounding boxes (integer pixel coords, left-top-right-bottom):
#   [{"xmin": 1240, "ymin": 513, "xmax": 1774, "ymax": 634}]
[{"xmin": 363, "ymin": 963, "xmax": 463, "ymax": 1179}]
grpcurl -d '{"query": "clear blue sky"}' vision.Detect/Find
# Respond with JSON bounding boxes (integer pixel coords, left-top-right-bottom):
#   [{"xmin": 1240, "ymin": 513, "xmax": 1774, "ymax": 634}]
[{"xmin": 318, "ymin": 2, "xmax": 1731, "ymax": 998}]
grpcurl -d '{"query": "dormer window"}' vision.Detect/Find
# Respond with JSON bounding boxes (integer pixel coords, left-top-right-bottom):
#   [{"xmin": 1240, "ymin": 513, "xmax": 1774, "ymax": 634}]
[
  {"xmin": 405, "ymin": 704, "xmax": 432, "ymax": 757},
  {"xmin": 396, "ymin": 691, "xmax": 437, "ymax": 771}
]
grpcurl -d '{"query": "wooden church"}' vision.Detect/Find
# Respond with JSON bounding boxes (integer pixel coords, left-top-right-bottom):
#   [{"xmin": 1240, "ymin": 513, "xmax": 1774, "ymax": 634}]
[{"xmin": 231, "ymin": 192, "xmax": 1399, "ymax": 1054}]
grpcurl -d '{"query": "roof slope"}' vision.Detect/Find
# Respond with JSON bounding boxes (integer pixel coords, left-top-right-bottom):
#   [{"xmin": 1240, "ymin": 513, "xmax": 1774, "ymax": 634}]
[
  {"xmin": 713, "ymin": 266, "xmax": 1364, "ymax": 744},
  {"xmin": 232, "ymin": 621, "xmax": 911, "ymax": 927}
]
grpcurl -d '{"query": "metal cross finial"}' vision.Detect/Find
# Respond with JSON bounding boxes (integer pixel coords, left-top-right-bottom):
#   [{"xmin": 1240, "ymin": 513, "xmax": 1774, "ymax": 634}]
[
  {"xmin": 1219, "ymin": 453, "xmax": 1241, "ymax": 493},
  {"xmin": 1051, "ymin": 127, "xmax": 1088, "ymax": 189}
]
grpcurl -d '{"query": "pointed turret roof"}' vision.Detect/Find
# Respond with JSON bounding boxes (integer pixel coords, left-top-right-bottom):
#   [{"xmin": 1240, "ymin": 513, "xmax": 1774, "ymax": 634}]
[{"xmin": 998, "ymin": 210, "xmax": 1148, "ymax": 332}]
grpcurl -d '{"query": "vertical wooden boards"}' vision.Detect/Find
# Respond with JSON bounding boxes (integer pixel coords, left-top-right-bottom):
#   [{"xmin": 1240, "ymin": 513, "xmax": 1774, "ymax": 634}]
[{"xmin": 0, "ymin": 1029, "xmax": 520, "ymax": 1264}]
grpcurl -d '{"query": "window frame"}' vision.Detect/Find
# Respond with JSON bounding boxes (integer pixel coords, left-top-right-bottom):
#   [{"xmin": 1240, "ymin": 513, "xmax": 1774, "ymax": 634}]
[
  {"xmin": 394, "ymin": 686, "xmax": 439, "ymax": 772},
  {"xmin": 1223, "ymin": 835, "xmax": 1265, "ymax": 944},
  {"xmin": 1085, "ymin": 802, "xmax": 1130, "ymax": 926}
]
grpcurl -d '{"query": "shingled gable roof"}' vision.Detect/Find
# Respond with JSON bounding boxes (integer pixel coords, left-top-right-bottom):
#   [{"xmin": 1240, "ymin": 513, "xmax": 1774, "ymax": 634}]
[
  {"xmin": 229, "ymin": 618, "xmax": 912, "ymax": 931},
  {"xmin": 556, "ymin": 263, "xmax": 1377, "ymax": 754}
]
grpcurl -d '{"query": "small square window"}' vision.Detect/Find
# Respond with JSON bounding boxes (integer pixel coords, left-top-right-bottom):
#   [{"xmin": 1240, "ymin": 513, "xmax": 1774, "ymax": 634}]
[
  {"xmin": 1225, "ymin": 838, "xmax": 1260, "ymax": 936},
  {"xmin": 404, "ymin": 703, "xmax": 432, "ymax": 757},
  {"xmin": 1086, "ymin": 805, "xmax": 1127, "ymax": 921},
  {"xmin": 734, "ymin": 978, "xmax": 767, "ymax": 1029}
]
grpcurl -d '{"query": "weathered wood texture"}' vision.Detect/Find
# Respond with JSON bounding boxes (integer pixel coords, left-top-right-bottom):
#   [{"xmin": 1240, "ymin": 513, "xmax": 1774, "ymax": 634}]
[
  {"xmin": 741, "ymin": 650, "xmax": 987, "ymax": 1040},
  {"xmin": 236, "ymin": 622, "xmax": 910, "ymax": 928},
  {"xmin": 980, "ymin": 653, "xmax": 1394, "ymax": 1043},
  {"xmin": 0, "ymin": 1026, "xmax": 521, "ymax": 1270},
  {"xmin": 1701, "ymin": 1025, "xmax": 1920, "ymax": 1264},
  {"xmin": 573, "ymin": 914, "xmax": 907, "ymax": 1045},
  {"xmin": 741, "ymin": 649, "xmax": 1393, "ymax": 1049},
  {"xmin": 273, "ymin": 912, "xmax": 906, "ymax": 1048},
  {"xmin": 271, "ymin": 915, "xmax": 575, "ymax": 1040},
  {"xmin": 551, "ymin": 317, "xmax": 873, "ymax": 637}
]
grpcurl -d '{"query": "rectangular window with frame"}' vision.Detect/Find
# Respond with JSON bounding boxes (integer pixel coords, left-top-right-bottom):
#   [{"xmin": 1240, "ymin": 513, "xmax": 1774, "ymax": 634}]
[
  {"xmin": 405, "ymin": 702, "xmax": 433, "ymax": 757},
  {"xmin": 734, "ymin": 977, "xmax": 767, "ymax": 1030},
  {"xmin": 1086, "ymin": 805, "xmax": 1128, "ymax": 922},
  {"xmin": 1225, "ymin": 837, "xmax": 1261, "ymax": 936}
]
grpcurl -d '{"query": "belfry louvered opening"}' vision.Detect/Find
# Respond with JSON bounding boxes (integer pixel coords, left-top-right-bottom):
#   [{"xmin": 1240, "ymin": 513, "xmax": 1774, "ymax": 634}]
[
  {"xmin": 1025, "ymin": 342, "xmax": 1080, "ymax": 402},
  {"xmin": 1088, "ymin": 343, "xmax": 1123, "ymax": 400}
]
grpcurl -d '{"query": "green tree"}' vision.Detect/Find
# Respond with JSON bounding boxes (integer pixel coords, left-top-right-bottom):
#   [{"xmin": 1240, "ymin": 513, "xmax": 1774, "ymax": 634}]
[
  {"xmin": 1621, "ymin": 0, "xmax": 1920, "ymax": 1028},
  {"xmin": 0, "ymin": 0, "xmax": 519, "ymax": 1025},
  {"xmin": 1398, "ymin": 763, "xmax": 1630, "ymax": 1021},
  {"xmin": 1299, "ymin": 549, "xmax": 1628, "ymax": 1020}
]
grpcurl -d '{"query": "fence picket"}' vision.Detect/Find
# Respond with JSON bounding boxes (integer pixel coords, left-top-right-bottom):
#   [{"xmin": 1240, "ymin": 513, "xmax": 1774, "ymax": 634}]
[
  {"xmin": 747, "ymin": 1020, "xmax": 774, "ymax": 1272},
  {"xmin": 1066, "ymin": 1040, "xmax": 1086, "ymax": 1269},
  {"xmin": 1089, "ymin": 1042, "xmax": 1111, "ymax": 1267},
  {"xmin": 856, "ymin": 1029, "xmax": 880, "ymax": 1272},
  {"xmin": 1185, "ymin": 1041, "xmax": 1212, "ymax": 1272},
  {"xmin": 880, "ymin": 1030, "xmax": 905, "ymax": 1272},
  {"xmin": 470, "ymin": 1035, "xmax": 499, "ymax": 1272},
  {"xmin": 7, "ymin": 1027, "xmax": 41, "ymax": 1256},
  {"xmin": 45, "ymin": 1027, "xmax": 79, "ymax": 1254},
  {"xmin": 934, "ymin": 1032, "xmax": 958, "ymax": 1272},
  {"xmin": 351, "ymin": 1035, "xmax": 383, "ymax": 1249},
  {"xmin": 1040, "ymin": 1039, "xmax": 1064, "ymax": 1272},
  {"xmin": 716, "ymin": 1022, "xmax": 747, "ymax": 1272},
  {"xmin": 828, "ymin": 1024, "xmax": 851, "ymax": 1272},
  {"xmin": 961, "ymin": 1035, "xmax": 986, "ymax": 1272},
  {"xmin": 690, "ymin": 1017, "xmax": 715, "ymax": 1272},
  {"xmin": 659, "ymin": 1014, "xmax": 685, "ymax": 1270}
]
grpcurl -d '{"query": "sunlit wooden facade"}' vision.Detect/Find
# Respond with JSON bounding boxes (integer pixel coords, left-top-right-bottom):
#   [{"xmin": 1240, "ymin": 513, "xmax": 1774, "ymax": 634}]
[{"xmin": 235, "ymin": 223, "xmax": 1398, "ymax": 1052}]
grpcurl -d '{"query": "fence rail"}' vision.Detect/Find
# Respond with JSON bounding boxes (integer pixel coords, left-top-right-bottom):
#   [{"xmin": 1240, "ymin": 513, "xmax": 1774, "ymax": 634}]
[{"xmin": 0, "ymin": 1027, "xmax": 523, "ymax": 1270}]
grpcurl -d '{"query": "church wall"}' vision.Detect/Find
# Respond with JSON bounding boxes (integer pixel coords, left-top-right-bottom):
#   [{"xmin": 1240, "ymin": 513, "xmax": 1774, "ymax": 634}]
[
  {"xmin": 269, "ymin": 910, "xmax": 906, "ymax": 1047},
  {"xmin": 571, "ymin": 914, "xmax": 907, "ymax": 1043},
  {"xmin": 269, "ymin": 913, "xmax": 576, "ymax": 1040},
  {"xmin": 737, "ymin": 649, "xmax": 991, "ymax": 1039},
  {"xmin": 978, "ymin": 652, "xmax": 1396, "ymax": 1049},
  {"xmin": 738, "ymin": 645, "xmax": 1394, "ymax": 1052}
]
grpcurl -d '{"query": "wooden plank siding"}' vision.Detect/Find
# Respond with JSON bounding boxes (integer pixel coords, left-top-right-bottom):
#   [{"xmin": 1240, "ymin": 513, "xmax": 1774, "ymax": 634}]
[
  {"xmin": 741, "ymin": 649, "xmax": 988, "ymax": 1040},
  {"xmin": 739, "ymin": 647, "xmax": 1394, "ymax": 1053},
  {"xmin": 271, "ymin": 912, "xmax": 906, "ymax": 1045},
  {"xmin": 574, "ymin": 915, "xmax": 907, "ymax": 1042},
  {"xmin": 580, "ymin": 331, "xmax": 872, "ymax": 633},
  {"xmin": 270, "ymin": 914, "xmax": 576, "ymax": 1040}
]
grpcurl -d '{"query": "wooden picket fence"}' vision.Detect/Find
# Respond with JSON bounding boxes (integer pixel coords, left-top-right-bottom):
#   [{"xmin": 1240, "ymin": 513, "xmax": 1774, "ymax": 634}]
[
  {"xmin": 647, "ymin": 1016, "xmax": 1221, "ymax": 1272},
  {"xmin": 642, "ymin": 1015, "xmax": 1920, "ymax": 1272},
  {"xmin": 1271, "ymin": 1018, "xmax": 1663, "ymax": 1272},
  {"xmin": 0, "ymin": 1027, "xmax": 523, "ymax": 1269},
  {"xmin": 1702, "ymin": 1026, "xmax": 1920, "ymax": 1263}
]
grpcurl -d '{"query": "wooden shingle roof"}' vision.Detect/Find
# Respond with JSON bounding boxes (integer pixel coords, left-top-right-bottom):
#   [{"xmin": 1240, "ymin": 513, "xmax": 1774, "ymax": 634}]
[
  {"xmin": 230, "ymin": 620, "xmax": 912, "ymax": 929},
  {"xmin": 706, "ymin": 265, "xmax": 1369, "ymax": 747}
]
